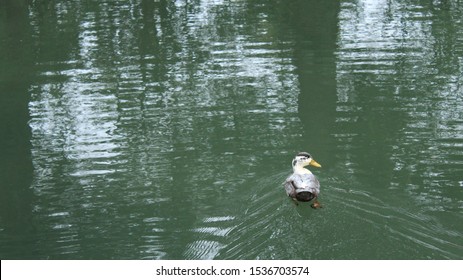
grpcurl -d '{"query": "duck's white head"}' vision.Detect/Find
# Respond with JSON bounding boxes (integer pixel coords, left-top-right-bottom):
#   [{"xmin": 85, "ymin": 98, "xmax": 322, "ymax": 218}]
[{"xmin": 292, "ymin": 152, "xmax": 321, "ymax": 172}]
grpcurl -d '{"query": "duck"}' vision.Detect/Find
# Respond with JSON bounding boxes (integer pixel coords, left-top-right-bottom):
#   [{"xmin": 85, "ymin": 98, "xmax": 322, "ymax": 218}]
[{"xmin": 284, "ymin": 152, "xmax": 322, "ymax": 209}]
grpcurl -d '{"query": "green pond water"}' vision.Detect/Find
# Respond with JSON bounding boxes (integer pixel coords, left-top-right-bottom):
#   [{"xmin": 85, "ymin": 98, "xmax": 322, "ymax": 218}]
[{"xmin": 0, "ymin": 0, "xmax": 462, "ymax": 259}]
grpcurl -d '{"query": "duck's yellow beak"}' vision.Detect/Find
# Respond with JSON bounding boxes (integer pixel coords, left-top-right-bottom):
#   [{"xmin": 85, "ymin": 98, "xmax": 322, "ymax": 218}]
[{"xmin": 309, "ymin": 159, "xmax": 321, "ymax": 168}]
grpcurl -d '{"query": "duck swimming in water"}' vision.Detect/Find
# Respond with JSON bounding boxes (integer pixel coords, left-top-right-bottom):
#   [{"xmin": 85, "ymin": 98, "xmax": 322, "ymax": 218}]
[{"xmin": 284, "ymin": 152, "xmax": 322, "ymax": 209}]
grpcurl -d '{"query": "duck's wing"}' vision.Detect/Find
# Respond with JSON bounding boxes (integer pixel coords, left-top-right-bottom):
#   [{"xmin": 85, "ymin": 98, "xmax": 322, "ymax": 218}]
[{"xmin": 284, "ymin": 174, "xmax": 298, "ymax": 198}]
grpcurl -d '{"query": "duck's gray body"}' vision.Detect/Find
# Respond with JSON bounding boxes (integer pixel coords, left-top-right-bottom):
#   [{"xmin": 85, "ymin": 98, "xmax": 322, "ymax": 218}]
[{"xmin": 284, "ymin": 172, "xmax": 320, "ymax": 202}]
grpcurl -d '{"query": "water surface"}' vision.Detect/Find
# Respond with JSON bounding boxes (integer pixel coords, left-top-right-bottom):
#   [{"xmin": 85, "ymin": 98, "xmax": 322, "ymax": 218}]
[{"xmin": 0, "ymin": 0, "xmax": 462, "ymax": 259}]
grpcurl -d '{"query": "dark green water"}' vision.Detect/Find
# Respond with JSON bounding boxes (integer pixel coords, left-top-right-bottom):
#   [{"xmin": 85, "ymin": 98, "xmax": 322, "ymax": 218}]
[{"xmin": 1, "ymin": 0, "xmax": 462, "ymax": 259}]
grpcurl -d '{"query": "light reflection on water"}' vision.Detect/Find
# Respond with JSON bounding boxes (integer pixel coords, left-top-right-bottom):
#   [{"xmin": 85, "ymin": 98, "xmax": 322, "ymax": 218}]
[
  {"xmin": 330, "ymin": 0, "xmax": 463, "ymax": 259},
  {"xmin": 26, "ymin": 0, "xmax": 302, "ymax": 260},
  {"xmin": 336, "ymin": 0, "xmax": 463, "ymax": 210},
  {"xmin": 1, "ymin": 0, "xmax": 462, "ymax": 259}
]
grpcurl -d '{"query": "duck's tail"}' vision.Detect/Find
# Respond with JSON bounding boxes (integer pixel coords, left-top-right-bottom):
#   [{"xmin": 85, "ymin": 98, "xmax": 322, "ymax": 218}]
[{"xmin": 295, "ymin": 190, "xmax": 316, "ymax": 202}]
